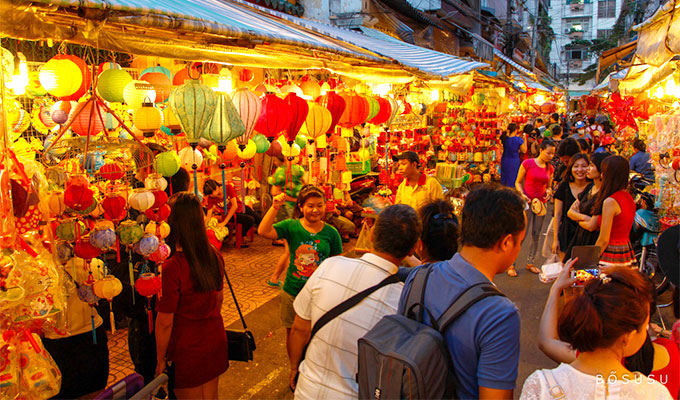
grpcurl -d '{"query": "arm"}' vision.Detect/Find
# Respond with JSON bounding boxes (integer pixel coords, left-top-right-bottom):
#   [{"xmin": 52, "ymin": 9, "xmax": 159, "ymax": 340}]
[
  {"xmin": 567, "ymin": 199, "xmax": 586, "ymax": 222},
  {"xmin": 257, "ymin": 193, "xmax": 286, "ymax": 240},
  {"xmin": 271, "ymin": 184, "xmax": 298, "ymax": 203},
  {"xmin": 578, "ymin": 215, "xmax": 600, "ymax": 232},
  {"xmin": 155, "ymin": 312, "xmax": 174, "ymax": 376},
  {"xmin": 594, "ymin": 198, "xmax": 620, "ymax": 255},
  {"xmin": 552, "ymin": 199, "xmax": 563, "ymax": 254},
  {"xmin": 288, "ymin": 315, "xmax": 312, "ymax": 390},
  {"xmin": 519, "ymin": 137, "xmax": 527, "ymax": 154},
  {"xmin": 479, "ymin": 387, "xmax": 513, "ymax": 400},
  {"xmin": 515, "ymin": 164, "xmax": 529, "ymax": 201},
  {"xmin": 538, "ymin": 259, "xmax": 577, "ymax": 364},
  {"xmin": 220, "ymin": 198, "xmax": 238, "ymax": 227}
]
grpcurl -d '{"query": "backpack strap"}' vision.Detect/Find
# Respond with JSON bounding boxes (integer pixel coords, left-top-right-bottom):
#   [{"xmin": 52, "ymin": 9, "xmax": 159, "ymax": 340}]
[
  {"xmin": 436, "ymin": 282, "xmax": 505, "ymax": 332},
  {"xmin": 541, "ymin": 369, "xmax": 565, "ymax": 399},
  {"xmin": 404, "ymin": 264, "xmax": 432, "ymax": 322}
]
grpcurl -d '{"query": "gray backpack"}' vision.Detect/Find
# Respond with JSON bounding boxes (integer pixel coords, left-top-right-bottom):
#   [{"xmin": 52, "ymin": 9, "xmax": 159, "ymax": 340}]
[{"xmin": 357, "ymin": 265, "xmax": 504, "ymax": 399}]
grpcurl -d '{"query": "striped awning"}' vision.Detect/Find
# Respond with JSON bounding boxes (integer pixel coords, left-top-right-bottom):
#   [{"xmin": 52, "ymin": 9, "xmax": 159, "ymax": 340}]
[{"xmin": 494, "ymin": 48, "xmax": 535, "ymax": 78}]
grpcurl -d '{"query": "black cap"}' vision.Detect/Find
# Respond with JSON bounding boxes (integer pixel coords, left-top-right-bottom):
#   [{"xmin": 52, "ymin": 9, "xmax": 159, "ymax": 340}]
[{"xmin": 393, "ymin": 151, "xmax": 419, "ymax": 164}]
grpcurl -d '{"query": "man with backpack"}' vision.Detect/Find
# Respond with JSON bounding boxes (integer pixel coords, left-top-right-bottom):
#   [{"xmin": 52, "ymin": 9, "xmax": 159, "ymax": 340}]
[
  {"xmin": 288, "ymin": 204, "xmax": 421, "ymax": 399},
  {"xmin": 359, "ymin": 185, "xmax": 525, "ymax": 399}
]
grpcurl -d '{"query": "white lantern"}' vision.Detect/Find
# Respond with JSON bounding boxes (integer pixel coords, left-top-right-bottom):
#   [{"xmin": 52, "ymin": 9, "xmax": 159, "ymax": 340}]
[
  {"xmin": 128, "ymin": 189, "xmax": 155, "ymax": 212},
  {"xmin": 178, "ymin": 146, "xmax": 203, "ymax": 169},
  {"xmin": 144, "ymin": 173, "xmax": 168, "ymax": 191}
]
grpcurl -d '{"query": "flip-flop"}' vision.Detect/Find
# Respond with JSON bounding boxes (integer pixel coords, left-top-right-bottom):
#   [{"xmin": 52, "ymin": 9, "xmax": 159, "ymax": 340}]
[
  {"xmin": 267, "ymin": 280, "xmax": 281, "ymax": 287},
  {"xmin": 507, "ymin": 266, "xmax": 518, "ymax": 277},
  {"xmin": 526, "ymin": 265, "xmax": 541, "ymax": 274}
]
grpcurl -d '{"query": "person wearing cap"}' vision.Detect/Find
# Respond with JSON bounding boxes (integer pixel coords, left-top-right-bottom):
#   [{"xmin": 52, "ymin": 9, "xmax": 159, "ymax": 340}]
[
  {"xmin": 393, "ymin": 151, "xmax": 444, "ymax": 212},
  {"xmin": 570, "ymin": 120, "xmax": 592, "ymax": 142}
]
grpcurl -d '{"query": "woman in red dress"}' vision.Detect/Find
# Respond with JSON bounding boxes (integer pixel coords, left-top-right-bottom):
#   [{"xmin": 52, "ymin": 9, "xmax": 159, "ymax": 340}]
[{"xmin": 155, "ymin": 192, "xmax": 229, "ymax": 399}]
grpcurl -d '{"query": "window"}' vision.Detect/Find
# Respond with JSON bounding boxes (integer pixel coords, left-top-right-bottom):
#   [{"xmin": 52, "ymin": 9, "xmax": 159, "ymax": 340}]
[
  {"xmin": 568, "ymin": 50, "xmax": 583, "ymax": 60},
  {"xmin": 598, "ymin": 0, "xmax": 616, "ymax": 18},
  {"xmin": 597, "ymin": 29, "xmax": 613, "ymax": 39}
]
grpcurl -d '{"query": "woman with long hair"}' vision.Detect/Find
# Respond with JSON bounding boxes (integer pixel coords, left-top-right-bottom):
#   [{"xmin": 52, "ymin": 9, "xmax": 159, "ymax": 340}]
[
  {"xmin": 579, "ymin": 155, "xmax": 636, "ymax": 268},
  {"xmin": 500, "ymin": 122, "xmax": 528, "ymax": 187},
  {"xmin": 155, "ymin": 193, "xmax": 229, "ymax": 399},
  {"xmin": 512, "ymin": 139, "xmax": 556, "ymax": 276},
  {"xmin": 552, "ymin": 153, "xmax": 590, "ymax": 260},
  {"xmin": 521, "ymin": 266, "xmax": 672, "ymax": 399}
]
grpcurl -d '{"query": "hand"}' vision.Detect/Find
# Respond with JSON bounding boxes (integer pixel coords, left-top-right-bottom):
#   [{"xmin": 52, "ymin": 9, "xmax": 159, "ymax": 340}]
[
  {"xmin": 273, "ymin": 193, "xmax": 286, "ymax": 208},
  {"xmin": 155, "ymin": 358, "xmax": 166, "ymax": 377},
  {"xmin": 552, "ymin": 258, "xmax": 577, "ymax": 292},
  {"xmin": 551, "ymin": 238, "xmax": 559, "ymax": 255},
  {"xmin": 289, "ymin": 368, "xmax": 298, "ymax": 391},
  {"xmin": 569, "ymin": 199, "xmax": 580, "ymax": 213}
]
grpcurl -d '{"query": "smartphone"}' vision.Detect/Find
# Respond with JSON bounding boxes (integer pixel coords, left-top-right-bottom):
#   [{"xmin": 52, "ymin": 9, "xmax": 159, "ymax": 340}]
[
  {"xmin": 570, "ymin": 245, "xmax": 601, "ymax": 286},
  {"xmin": 571, "ymin": 267, "xmax": 601, "ymax": 286}
]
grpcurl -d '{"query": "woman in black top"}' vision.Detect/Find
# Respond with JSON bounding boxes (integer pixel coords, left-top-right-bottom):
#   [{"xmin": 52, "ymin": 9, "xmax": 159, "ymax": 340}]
[{"xmin": 552, "ymin": 153, "xmax": 590, "ymax": 260}]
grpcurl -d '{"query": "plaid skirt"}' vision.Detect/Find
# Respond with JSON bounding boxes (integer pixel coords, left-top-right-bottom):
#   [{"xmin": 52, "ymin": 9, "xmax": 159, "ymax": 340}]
[{"xmin": 600, "ymin": 241, "xmax": 636, "ymax": 267}]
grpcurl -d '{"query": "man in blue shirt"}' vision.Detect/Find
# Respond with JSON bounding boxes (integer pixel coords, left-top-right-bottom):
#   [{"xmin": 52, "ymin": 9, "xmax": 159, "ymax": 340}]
[
  {"xmin": 630, "ymin": 139, "xmax": 655, "ymax": 184},
  {"xmin": 398, "ymin": 186, "xmax": 525, "ymax": 399}
]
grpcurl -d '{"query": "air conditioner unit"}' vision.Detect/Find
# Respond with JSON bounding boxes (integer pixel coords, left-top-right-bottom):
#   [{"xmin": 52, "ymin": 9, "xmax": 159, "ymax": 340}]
[{"xmin": 570, "ymin": 3, "xmax": 584, "ymax": 12}]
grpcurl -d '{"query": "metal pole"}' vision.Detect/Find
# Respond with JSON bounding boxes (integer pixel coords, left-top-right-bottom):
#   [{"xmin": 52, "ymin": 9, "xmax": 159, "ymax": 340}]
[{"xmin": 531, "ymin": 0, "xmax": 540, "ymax": 71}]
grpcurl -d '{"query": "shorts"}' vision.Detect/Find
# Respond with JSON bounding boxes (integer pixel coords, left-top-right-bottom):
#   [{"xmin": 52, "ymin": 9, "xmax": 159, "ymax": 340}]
[{"xmin": 280, "ymin": 290, "xmax": 296, "ymax": 328}]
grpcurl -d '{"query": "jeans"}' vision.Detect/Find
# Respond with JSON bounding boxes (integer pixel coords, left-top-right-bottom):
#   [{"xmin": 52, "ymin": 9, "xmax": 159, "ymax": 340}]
[{"xmin": 526, "ymin": 210, "xmax": 546, "ymax": 264}]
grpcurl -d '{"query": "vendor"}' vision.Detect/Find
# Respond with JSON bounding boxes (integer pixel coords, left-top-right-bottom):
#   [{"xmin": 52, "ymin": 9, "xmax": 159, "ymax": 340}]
[{"xmin": 393, "ymin": 151, "xmax": 444, "ymax": 211}]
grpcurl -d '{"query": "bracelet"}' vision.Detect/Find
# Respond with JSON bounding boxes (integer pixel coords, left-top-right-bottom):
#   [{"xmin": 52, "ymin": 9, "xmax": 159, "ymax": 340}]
[{"xmin": 273, "ymin": 205, "xmax": 281, "ymax": 211}]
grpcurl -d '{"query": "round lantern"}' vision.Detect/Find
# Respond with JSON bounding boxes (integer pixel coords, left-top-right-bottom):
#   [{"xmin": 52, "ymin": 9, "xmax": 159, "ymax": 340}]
[
  {"xmin": 152, "ymin": 190, "xmax": 168, "ymax": 209},
  {"xmin": 169, "ymin": 79, "xmax": 218, "ymax": 144},
  {"xmin": 124, "ymin": 80, "xmax": 156, "ymax": 109},
  {"xmin": 144, "ymin": 173, "xmax": 168, "ymax": 191},
  {"xmin": 238, "ymin": 68, "xmax": 254, "ymax": 83},
  {"xmin": 265, "ymin": 140, "xmax": 282, "ymax": 157},
  {"xmin": 133, "ymin": 101, "xmax": 163, "ymax": 136},
  {"xmin": 369, "ymin": 96, "xmax": 392, "ymax": 125},
  {"xmin": 64, "ymin": 184, "xmax": 94, "ymax": 211},
  {"xmin": 145, "ymin": 221, "xmax": 170, "ymax": 239},
  {"xmin": 155, "ymin": 151, "xmax": 181, "ymax": 177},
  {"xmin": 134, "ymin": 233, "xmax": 159, "ymax": 257},
  {"xmin": 283, "ymin": 93, "xmax": 309, "ymax": 144},
  {"xmin": 56, "ymin": 242, "xmax": 73, "ymax": 264},
  {"xmin": 255, "ymin": 92, "xmax": 292, "ymax": 140},
  {"xmin": 316, "ymin": 91, "xmax": 346, "ymax": 136},
  {"xmin": 338, "ymin": 92, "xmax": 370, "ymax": 128},
  {"xmin": 203, "ymin": 92, "xmax": 245, "ymax": 147},
  {"xmin": 237, "ymin": 139, "xmax": 257, "ymax": 160},
  {"xmin": 150, "ymin": 241, "xmax": 171, "ymax": 263},
  {"xmin": 162, "ymin": 106, "xmax": 182, "ymax": 134},
  {"xmin": 102, "ymin": 193, "xmax": 127, "ymax": 222},
  {"xmin": 366, "ymin": 96, "xmax": 380, "ymax": 121},
  {"xmin": 98, "ymin": 62, "xmax": 122, "ymax": 73},
  {"xmin": 281, "ymin": 84, "xmax": 304, "ymax": 97},
  {"xmin": 70, "ymin": 101, "xmax": 106, "ymax": 136},
  {"xmin": 253, "ymin": 134, "xmax": 270, "ymax": 153},
  {"xmin": 128, "ymin": 189, "xmax": 155, "ymax": 212},
  {"xmin": 173, "ymin": 66, "xmax": 199, "ymax": 86},
  {"xmin": 90, "ymin": 226, "xmax": 117, "ymax": 250},
  {"xmin": 145, "ymin": 203, "xmax": 171, "ymax": 222},
  {"xmin": 281, "ymin": 142, "xmax": 301, "ymax": 158},
  {"xmin": 304, "ymin": 103, "xmax": 332, "ymax": 139},
  {"xmin": 39, "ymin": 190, "xmax": 66, "ymax": 216},
  {"xmin": 300, "ymin": 80, "xmax": 321, "ymax": 99},
  {"xmin": 93, "ymin": 276, "xmax": 123, "ymax": 300},
  {"xmin": 38, "ymin": 57, "xmax": 83, "ymax": 98},
  {"xmin": 178, "ymin": 147, "xmax": 203, "ymax": 169},
  {"xmin": 51, "ymin": 55, "xmax": 90, "ymax": 101},
  {"xmin": 141, "ymin": 65, "xmax": 172, "ymax": 80},
  {"xmin": 232, "ymin": 88, "xmax": 261, "ymax": 148},
  {"xmin": 75, "ymin": 239, "xmax": 101, "ymax": 260},
  {"xmin": 117, "ymin": 220, "xmax": 144, "ymax": 246},
  {"xmin": 56, "ymin": 219, "xmax": 87, "ymax": 241},
  {"xmin": 140, "ymin": 72, "xmax": 172, "ymax": 103},
  {"xmin": 221, "ymin": 140, "xmax": 238, "ymax": 161},
  {"xmin": 135, "ymin": 273, "xmax": 161, "ymax": 297},
  {"xmin": 295, "ymin": 134, "xmax": 307, "ymax": 149},
  {"xmin": 98, "ymin": 163, "xmax": 125, "ymax": 181},
  {"xmin": 97, "ymin": 69, "xmax": 133, "ymax": 103}
]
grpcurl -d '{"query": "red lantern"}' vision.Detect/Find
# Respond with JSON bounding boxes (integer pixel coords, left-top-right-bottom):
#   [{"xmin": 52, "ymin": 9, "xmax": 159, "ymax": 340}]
[
  {"xmin": 102, "ymin": 193, "xmax": 127, "ymax": 221},
  {"xmin": 64, "ymin": 184, "xmax": 94, "ymax": 211},
  {"xmin": 151, "ymin": 190, "xmax": 168, "ymax": 209},
  {"xmin": 75, "ymin": 239, "xmax": 101, "ymax": 260},
  {"xmin": 149, "ymin": 241, "xmax": 171, "ymax": 264},
  {"xmin": 338, "ymin": 92, "xmax": 370, "ymax": 128},
  {"xmin": 140, "ymin": 72, "xmax": 172, "ymax": 103},
  {"xmin": 70, "ymin": 101, "xmax": 106, "ymax": 136},
  {"xmin": 238, "ymin": 69, "xmax": 254, "ymax": 83},
  {"xmin": 316, "ymin": 91, "xmax": 346, "ymax": 136},
  {"xmin": 401, "ymin": 102, "xmax": 413, "ymax": 115},
  {"xmin": 145, "ymin": 204, "xmax": 171, "ymax": 222},
  {"xmin": 98, "ymin": 163, "xmax": 125, "ymax": 181},
  {"xmin": 135, "ymin": 272, "xmax": 162, "ymax": 333},
  {"xmin": 172, "ymin": 66, "xmax": 198, "ymax": 86},
  {"xmin": 283, "ymin": 93, "xmax": 309, "ymax": 143},
  {"xmin": 369, "ymin": 96, "xmax": 392, "ymax": 125},
  {"xmin": 254, "ymin": 93, "xmax": 292, "ymax": 140},
  {"xmin": 53, "ymin": 54, "xmax": 91, "ymax": 101}
]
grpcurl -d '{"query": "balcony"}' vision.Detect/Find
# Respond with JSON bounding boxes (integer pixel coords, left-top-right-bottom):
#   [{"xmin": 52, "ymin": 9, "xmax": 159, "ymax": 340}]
[
  {"xmin": 569, "ymin": 30, "xmax": 584, "ymax": 39},
  {"xmin": 569, "ymin": 60, "xmax": 583, "ymax": 69},
  {"xmin": 568, "ymin": 3, "xmax": 593, "ymax": 15}
]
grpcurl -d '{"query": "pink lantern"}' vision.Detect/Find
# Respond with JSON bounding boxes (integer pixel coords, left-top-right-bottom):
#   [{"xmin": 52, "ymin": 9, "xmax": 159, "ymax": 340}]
[{"xmin": 232, "ymin": 88, "xmax": 261, "ymax": 147}]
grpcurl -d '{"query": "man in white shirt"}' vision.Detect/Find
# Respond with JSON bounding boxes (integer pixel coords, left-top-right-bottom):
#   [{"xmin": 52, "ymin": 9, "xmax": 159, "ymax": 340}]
[{"xmin": 288, "ymin": 205, "xmax": 422, "ymax": 399}]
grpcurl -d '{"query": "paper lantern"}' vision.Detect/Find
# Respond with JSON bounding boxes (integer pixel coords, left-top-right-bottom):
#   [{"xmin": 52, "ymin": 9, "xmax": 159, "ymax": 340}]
[
  {"xmin": 170, "ymin": 79, "xmax": 217, "ymax": 144},
  {"xmin": 281, "ymin": 84, "xmax": 304, "ymax": 97},
  {"xmin": 316, "ymin": 91, "xmax": 346, "ymax": 136},
  {"xmin": 283, "ymin": 93, "xmax": 309, "ymax": 144},
  {"xmin": 64, "ymin": 184, "xmax": 94, "ymax": 211},
  {"xmin": 339, "ymin": 92, "xmax": 369, "ymax": 128},
  {"xmin": 145, "ymin": 220, "xmax": 170, "ymax": 239},
  {"xmin": 56, "ymin": 219, "xmax": 87, "ymax": 241},
  {"xmin": 238, "ymin": 68, "xmax": 254, "ymax": 82},
  {"xmin": 145, "ymin": 204, "xmax": 171, "ymax": 222},
  {"xmin": 117, "ymin": 220, "xmax": 144, "ymax": 246},
  {"xmin": 316, "ymin": 134, "xmax": 327, "ymax": 149},
  {"xmin": 39, "ymin": 57, "xmax": 83, "ymax": 98},
  {"xmin": 304, "ymin": 103, "xmax": 332, "ymax": 139},
  {"xmin": 366, "ymin": 96, "xmax": 380, "ymax": 121},
  {"xmin": 281, "ymin": 142, "xmax": 301, "ymax": 158},
  {"xmin": 70, "ymin": 101, "xmax": 106, "ymax": 136},
  {"xmin": 152, "ymin": 190, "xmax": 168, "ymax": 209},
  {"xmin": 203, "ymin": 92, "xmax": 245, "ymax": 147},
  {"xmin": 237, "ymin": 139, "xmax": 257, "ymax": 160},
  {"xmin": 253, "ymin": 134, "xmax": 270, "ymax": 153},
  {"xmin": 50, "ymin": 55, "xmax": 90, "ymax": 101},
  {"xmin": 93, "ymin": 276, "xmax": 122, "ymax": 300},
  {"xmin": 369, "ymin": 96, "xmax": 392, "ymax": 125},
  {"xmin": 155, "ymin": 151, "xmax": 181, "ymax": 177},
  {"xmin": 254, "ymin": 93, "xmax": 291, "ymax": 140},
  {"xmin": 265, "ymin": 140, "xmax": 282, "ymax": 157},
  {"xmin": 178, "ymin": 147, "xmax": 203, "ymax": 169},
  {"xmin": 232, "ymin": 88, "xmax": 261, "ymax": 147},
  {"xmin": 140, "ymin": 72, "xmax": 171, "ymax": 103},
  {"xmin": 300, "ymin": 80, "xmax": 321, "ymax": 99},
  {"xmin": 90, "ymin": 227, "xmax": 117, "ymax": 250},
  {"xmin": 173, "ymin": 66, "xmax": 199, "ymax": 86},
  {"xmin": 141, "ymin": 65, "xmax": 172, "ymax": 80},
  {"xmin": 135, "ymin": 273, "xmax": 161, "ymax": 297},
  {"xmin": 98, "ymin": 62, "xmax": 121, "ymax": 73},
  {"xmin": 134, "ymin": 233, "xmax": 159, "ymax": 256},
  {"xmin": 74, "ymin": 239, "xmax": 101, "ymax": 260},
  {"xmin": 124, "ymin": 80, "xmax": 156, "ymax": 109},
  {"xmin": 97, "ymin": 69, "xmax": 133, "ymax": 103},
  {"xmin": 39, "ymin": 190, "xmax": 66, "ymax": 216},
  {"xmin": 128, "ymin": 189, "xmax": 155, "ymax": 212},
  {"xmin": 144, "ymin": 174, "xmax": 168, "ymax": 192},
  {"xmin": 221, "ymin": 140, "xmax": 238, "ymax": 161},
  {"xmin": 149, "ymin": 241, "xmax": 171, "ymax": 263},
  {"xmin": 80, "ymin": 152, "xmax": 104, "ymax": 173},
  {"xmin": 132, "ymin": 101, "xmax": 163, "ymax": 137},
  {"xmin": 98, "ymin": 163, "xmax": 125, "ymax": 181},
  {"xmin": 162, "ymin": 106, "xmax": 181, "ymax": 134},
  {"xmin": 102, "ymin": 193, "xmax": 127, "ymax": 222},
  {"xmin": 295, "ymin": 134, "xmax": 307, "ymax": 148}
]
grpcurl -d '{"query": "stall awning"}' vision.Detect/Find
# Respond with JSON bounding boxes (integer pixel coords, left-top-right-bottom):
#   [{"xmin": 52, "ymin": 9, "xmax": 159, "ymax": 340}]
[
  {"xmin": 493, "ymin": 48, "xmax": 535, "ymax": 78},
  {"xmin": 618, "ymin": 56, "xmax": 680, "ymax": 95},
  {"xmin": 632, "ymin": 0, "xmax": 680, "ymax": 67},
  {"xmin": 592, "ymin": 68, "xmax": 629, "ymax": 93},
  {"xmin": 599, "ymin": 40, "xmax": 637, "ymax": 70}
]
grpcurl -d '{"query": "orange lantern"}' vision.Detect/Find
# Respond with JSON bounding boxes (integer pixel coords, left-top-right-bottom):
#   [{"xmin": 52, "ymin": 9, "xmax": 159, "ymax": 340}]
[
  {"xmin": 299, "ymin": 79, "xmax": 321, "ymax": 99},
  {"xmin": 238, "ymin": 68, "xmax": 254, "ymax": 83},
  {"xmin": 338, "ymin": 92, "xmax": 370, "ymax": 128},
  {"xmin": 141, "ymin": 72, "xmax": 172, "ymax": 103},
  {"xmin": 70, "ymin": 101, "xmax": 106, "ymax": 136}
]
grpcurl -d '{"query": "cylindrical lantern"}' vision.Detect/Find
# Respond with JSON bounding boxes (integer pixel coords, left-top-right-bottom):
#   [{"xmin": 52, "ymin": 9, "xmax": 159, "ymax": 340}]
[
  {"xmin": 316, "ymin": 91, "xmax": 346, "ymax": 135},
  {"xmin": 97, "ymin": 69, "xmax": 133, "ymax": 103},
  {"xmin": 117, "ymin": 220, "xmax": 144, "ymax": 246},
  {"xmin": 169, "ymin": 79, "xmax": 218, "ymax": 144},
  {"xmin": 283, "ymin": 93, "xmax": 309, "ymax": 143},
  {"xmin": 38, "ymin": 57, "xmax": 82, "ymax": 98},
  {"xmin": 203, "ymin": 92, "xmax": 245, "ymax": 147},
  {"xmin": 304, "ymin": 103, "xmax": 332, "ymax": 139},
  {"xmin": 162, "ymin": 106, "xmax": 182, "ymax": 134},
  {"xmin": 155, "ymin": 151, "xmax": 181, "ymax": 177},
  {"xmin": 144, "ymin": 173, "xmax": 168, "ymax": 192},
  {"xmin": 254, "ymin": 92, "xmax": 291, "ymax": 140},
  {"xmin": 128, "ymin": 189, "xmax": 155, "ymax": 212},
  {"xmin": 124, "ymin": 80, "xmax": 156, "ymax": 109},
  {"xmin": 133, "ymin": 101, "xmax": 163, "ymax": 136},
  {"xmin": 178, "ymin": 147, "xmax": 203, "ymax": 169},
  {"xmin": 70, "ymin": 101, "xmax": 106, "ymax": 136},
  {"xmin": 102, "ymin": 193, "xmax": 127, "ymax": 222},
  {"xmin": 232, "ymin": 88, "xmax": 261, "ymax": 147}
]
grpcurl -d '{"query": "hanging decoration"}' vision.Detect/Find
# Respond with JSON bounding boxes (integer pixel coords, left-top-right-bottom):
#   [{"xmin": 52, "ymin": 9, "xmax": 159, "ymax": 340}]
[
  {"xmin": 169, "ymin": 78, "xmax": 218, "ymax": 144},
  {"xmin": 203, "ymin": 92, "xmax": 245, "ymax": 148},
  {"xmin": 316, "ymin": 91, "xmax": 346, "ymax": 136},
  {"xmin": 232, "ymin": 88, "xmax": 261, "ymax": 148},
  {"xmin": 254, "ymin": 92, "xmax": 290, "ymax": 141},
  {"xmin": 283, "ymin": 93, "xmax": 309, "ymax": 144}
]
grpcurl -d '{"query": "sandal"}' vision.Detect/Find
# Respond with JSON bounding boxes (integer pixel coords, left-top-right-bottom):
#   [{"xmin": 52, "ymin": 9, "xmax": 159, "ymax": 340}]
[
  {"xmin": 526, "ymin": 264, "xmax": 541, "ymax": 274},
  {"xmin": 507, "ymin": 266, "xmax": 518, "ymax": 277},
  {"xmin": 267, "ymin": 280, "xmax": 282, "ymax": 288}
]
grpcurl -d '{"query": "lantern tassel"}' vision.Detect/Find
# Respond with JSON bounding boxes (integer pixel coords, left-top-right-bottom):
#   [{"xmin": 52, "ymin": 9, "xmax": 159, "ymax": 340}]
[
  {"xmin": 241, "ymin": 164, "xmax": 246, "ymax": 214},
  {"xmin": 147, "ymin": 299, "xmax": 153, "ymax": 334},
  {"xmin": 129, "ymin": 249, "xmax": 135, "ymax": 305},
  {"xmin": 91, "ymin": 307, "xmax": 97, "ymax": 345},
  {"xmin": 109, "ymin": 301, "xmax": 115, "ymax": 335},
  {"xmin": 221, "ymin": 163, "xmax": 228, "ymax": 221}
]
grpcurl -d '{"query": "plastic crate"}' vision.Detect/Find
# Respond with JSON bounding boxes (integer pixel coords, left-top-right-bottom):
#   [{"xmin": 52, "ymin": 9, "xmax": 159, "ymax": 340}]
[{"xmin": 347, "ymin": 160, "xmax": 371, "ymax": 175}]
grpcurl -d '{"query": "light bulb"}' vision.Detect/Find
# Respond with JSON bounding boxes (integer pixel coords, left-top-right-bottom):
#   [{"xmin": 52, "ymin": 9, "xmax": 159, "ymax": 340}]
[{"xmin": 430, "ymin": 89, "xmax": 440, "ymax": 103}]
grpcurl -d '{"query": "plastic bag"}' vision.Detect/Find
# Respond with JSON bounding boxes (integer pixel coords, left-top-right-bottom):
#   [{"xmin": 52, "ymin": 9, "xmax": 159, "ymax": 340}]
[
  {"xmin": 540, "ymin": 254, "xmax": 563, "ymax": 283},
  {"xmin": 541, "ymin": 218, "xmax": 555, "ymax": 258},
  {"xmin": 355, "ymin": 220, "xmax": 372, "ymax": 255}
]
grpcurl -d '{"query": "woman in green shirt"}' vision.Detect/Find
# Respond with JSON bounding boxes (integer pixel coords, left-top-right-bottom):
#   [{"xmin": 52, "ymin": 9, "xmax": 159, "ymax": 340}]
[{"xmin": 258, "ymin": 184, "xmax": 343, "ymax": 332}]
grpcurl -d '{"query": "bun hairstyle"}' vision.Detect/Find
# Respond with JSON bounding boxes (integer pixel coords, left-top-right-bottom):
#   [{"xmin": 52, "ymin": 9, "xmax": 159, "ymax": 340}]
[
  {"xmin": 293, "ymin": 184, "xmax": 325, "ymax": 219},
  {"xmin": 558, "ymin": 267, "xmax": 652, "ymax": 353}
]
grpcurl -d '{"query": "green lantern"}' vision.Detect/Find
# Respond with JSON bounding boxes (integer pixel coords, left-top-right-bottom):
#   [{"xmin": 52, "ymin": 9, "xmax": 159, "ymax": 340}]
[
  {"xmin": 295, "ymin": 134, "xmax": 307, "ymax": 149},
  {"xmin": 366, "ymin": 96, "xmax": 380, "ymax": 121},
  {"xmin": 97, "ymin": 69, "xmax": 133, "ymax": 103},
  {"xmin": 56, "ymin": 219, "xmax": 87, "ymax": 241},
  {"xmin": 169, "ymin": 79, "xmax": 218, "ymax": 144},
  {"xmin": 155, "ymin": 151, "xmax": 181, "ymax": 177},
  {"xmin": 117, "ymin": 220, "xmax": 144, "ymax": 246},
  {"xmin": 202, "ymin": 92, "xmax": 245, "ymax": 148}
]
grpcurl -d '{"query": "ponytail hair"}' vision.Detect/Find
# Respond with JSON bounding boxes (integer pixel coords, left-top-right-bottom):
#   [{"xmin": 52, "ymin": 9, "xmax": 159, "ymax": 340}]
[{"xmin": 557, "ymin": 267, "xmax": 652, "ymax": 353}]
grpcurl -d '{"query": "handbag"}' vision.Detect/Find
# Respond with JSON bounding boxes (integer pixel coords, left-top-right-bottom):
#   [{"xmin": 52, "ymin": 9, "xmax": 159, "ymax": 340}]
[{"xmin": 223, "ymin": 270, "xmax": 256, "ymax": 362}]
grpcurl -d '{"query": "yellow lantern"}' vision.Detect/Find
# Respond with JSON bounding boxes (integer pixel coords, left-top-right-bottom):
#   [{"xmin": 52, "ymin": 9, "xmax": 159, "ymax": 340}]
[
  {"xmin": 281, "ymin": 142, "xmax": 301, "ymax": 158},
  {"xmin": 39, "ymin": 58, "xmax": 82, "ymax": 98},
  {"xmin": 124, "ymin": 80, "xmax": 156, "ymax": 109},
  {"xmin": 162, "ymin": 106, "xmax": 181, "ymax": 134},
  {"xmin": 145, "ymin": 221, "xmax": 170, "ymax": 239},
  {"xmin": 304, "ymin": 103, "xmax": 332, "ymax": 140},
  {"xmin": 39, "ymin": 190, "xmax": 66, "ymax": 216},
  {"xmin": 92, "ymin": 275, "xmax": 123, "ymax": 333},
  {"xmin": 236, "ymin": 139, "xmax": 257, "ymax": 159},
  {"xmin": 133, "ymin": 101, "xmax": 163, "ymax": 136},
  {"xmin": 300, "ymin": 80, "xmax": 321, "ymax": 99},
  {"xmin": 316, "ymin": 134, "xmax": 327, "ymax": 149}
]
